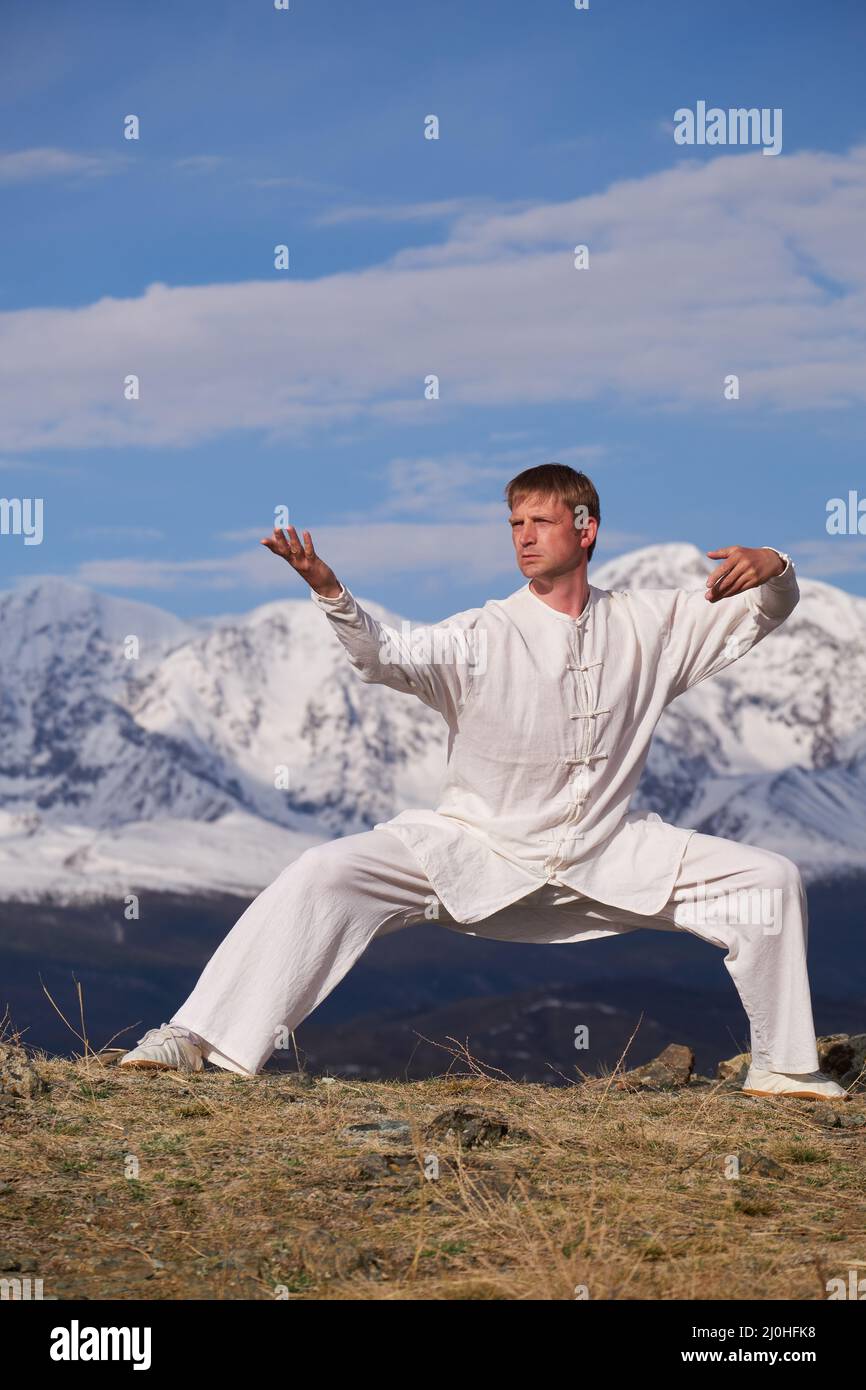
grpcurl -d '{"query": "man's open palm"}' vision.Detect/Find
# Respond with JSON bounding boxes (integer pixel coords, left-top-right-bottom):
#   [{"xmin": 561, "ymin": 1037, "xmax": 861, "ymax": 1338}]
[{"xmin": 261, "ymin": 525, "xmax": 341, "ymax": 598}]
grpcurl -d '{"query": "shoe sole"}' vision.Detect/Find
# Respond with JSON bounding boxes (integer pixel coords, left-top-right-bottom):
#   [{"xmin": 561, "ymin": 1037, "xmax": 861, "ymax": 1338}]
[
  {"xmin": 119, "ymin": 1059, "xmax": 197, "ymax": 1073},
  {"xmin": 741, "ymin": 1086, "xmax": 849, "ymax": 1102}
]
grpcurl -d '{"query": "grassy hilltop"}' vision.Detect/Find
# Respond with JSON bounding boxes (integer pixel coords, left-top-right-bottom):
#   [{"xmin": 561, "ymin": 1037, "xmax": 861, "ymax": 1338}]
[{"xmin": 1, "ymin": 1036, "xmax": 864, "ymax": 1301}]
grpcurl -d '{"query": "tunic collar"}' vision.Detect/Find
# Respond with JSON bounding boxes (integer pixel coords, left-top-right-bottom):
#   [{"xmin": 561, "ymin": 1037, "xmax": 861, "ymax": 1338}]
[{"xmin": 522, "ymin": 580, "xmax": 598, "ymax": 627}]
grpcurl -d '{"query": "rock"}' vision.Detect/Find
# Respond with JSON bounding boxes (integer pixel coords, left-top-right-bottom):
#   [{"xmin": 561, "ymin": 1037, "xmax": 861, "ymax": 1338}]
[
  {"xmin": 812, "ymin": 1108, "xmax": 866, "ymax": 1130},
  {"xmin": 738, "ymin": 1151, "xmax": 788, "ymax": 1179},
  {"xmin": 94, "ymin": 1048, "xmax": 126, "ymax": 1067},
  {"xmin": 717, "ymin": 1051, "xmax": 751, "ymax": 1085},
  {"xmin": 0, "ymin": 1251, "xmax": 37, "ymax": 1272},
  {"xmin": 426, "ymin": 1106, "xmax": 511, "ymax": 1148},
  {"xmin": 612, "ymin": 1043, "xmax": 695, "ymax": 1091},
  {"xmin": 817, "ymin": 1034, "xmax": 866, "ymax": 1091},
  {"xmin": 0, "ymin": 1043, "xmax": 49, "ymax": 1099},
  {"xmin": 270, "ymin": 1072, "xmax": 314, "ymax": 1092},
  {"xmin": 351, "ymin": 1152, "xmax": 417, "ymax": 1181},
  {"xmin": 297, "ymin": 1227, "xmax": 381, "ymax": 1279},
  {"xmin": 341, "ymin": 1119, "xmax": 411, "ymax": 1142}
]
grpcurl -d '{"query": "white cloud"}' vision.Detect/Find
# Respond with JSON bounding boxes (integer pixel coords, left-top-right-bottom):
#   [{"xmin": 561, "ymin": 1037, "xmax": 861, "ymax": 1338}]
[
  {"xmin": 249, "ymin": 175, "xmax": 341, "ymax": 193},
  {"xmin": 2, "ymin": 145, "xmax": 866, "ymax": 451},
  {"xmin": 63, "ymin": 520, "xmax": 644, "ymax": 592},
  {"xmin": 215, "ymin": 443, "xmax": 607, "ymax": 539},
  {"xmin": 0, "ymin": 147, "xmax": 125, "ymax": 183},
  {"xmin": 786, "ymin": 537, "xmax": 866, "ymax": 576},
  {"xmin": 370, "ymin": 443, "xmax": 605, "ymax": 518},
  {"xmin": 73, "ymin": 525, "xmax": 166, "ymax": 541},
  {"xmin": 0, "ymin": 457, "xmax": 87, "ymax": 477},
  {"xmin": 313, "ymin": 197, "xmax": 514, "ymax": 226},
  {"xmin": 173, "ymin": 155, "xmax": 225, "ymax": 173}
]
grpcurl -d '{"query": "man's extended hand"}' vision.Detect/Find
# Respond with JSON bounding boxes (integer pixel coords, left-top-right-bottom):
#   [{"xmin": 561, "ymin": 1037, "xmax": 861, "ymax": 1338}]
[
  {"xmin": 704, "ymin": 546, "xmax": 785, "ymax": 602},
  {"xmin": 260, "ymin": 525, "xmax": 342, "ymax": 598}
]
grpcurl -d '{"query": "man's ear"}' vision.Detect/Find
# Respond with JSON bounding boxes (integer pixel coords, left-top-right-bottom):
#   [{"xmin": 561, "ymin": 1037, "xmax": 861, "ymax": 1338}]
[{"xmin": 575, "ymin": 514, "xmax": 598, "ymax": 547}]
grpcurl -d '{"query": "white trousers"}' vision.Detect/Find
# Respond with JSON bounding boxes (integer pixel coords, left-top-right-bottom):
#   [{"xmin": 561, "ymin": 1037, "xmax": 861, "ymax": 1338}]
[{"xmin": 171, "ymin": 826, "xmax": 821, "ymax": 1077}]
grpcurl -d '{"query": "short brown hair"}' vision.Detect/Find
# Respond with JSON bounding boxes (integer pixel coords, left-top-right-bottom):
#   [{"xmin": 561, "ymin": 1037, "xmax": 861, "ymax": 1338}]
[{"xmin": 504, "ymin": 463, "xmax": 601, "ymax": 562}]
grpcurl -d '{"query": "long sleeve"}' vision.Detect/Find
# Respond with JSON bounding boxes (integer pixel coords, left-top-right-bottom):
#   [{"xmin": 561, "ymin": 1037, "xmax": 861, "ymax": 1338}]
[
  {"xmin": 660, "ymin": 548, "xmax": 799, "ymax": 699},
  {"xmin": 743, "ymin": 548, "xmax": 799, "ymax": 624},
  {"xmin": 310, "ymin": 582, "xmax": 484, "ymax": 722}
]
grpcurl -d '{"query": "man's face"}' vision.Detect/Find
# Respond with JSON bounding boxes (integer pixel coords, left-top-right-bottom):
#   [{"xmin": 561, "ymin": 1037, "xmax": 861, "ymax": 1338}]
[{"xmin": 509, "ymin": 491, "xmax": 595, "ymax": 582}]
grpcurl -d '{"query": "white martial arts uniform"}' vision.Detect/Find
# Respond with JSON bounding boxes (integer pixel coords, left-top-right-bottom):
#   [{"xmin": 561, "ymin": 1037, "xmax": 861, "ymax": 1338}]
[{"xmin": 173, "ymin": 549, "xmax": 821, "ymax": 1077}]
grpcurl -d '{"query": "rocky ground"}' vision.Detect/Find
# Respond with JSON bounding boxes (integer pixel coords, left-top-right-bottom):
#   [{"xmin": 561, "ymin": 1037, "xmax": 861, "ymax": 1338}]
[{"xmin": 1, "ymin": 1032, "xmax": 864, "ymax": 1301}]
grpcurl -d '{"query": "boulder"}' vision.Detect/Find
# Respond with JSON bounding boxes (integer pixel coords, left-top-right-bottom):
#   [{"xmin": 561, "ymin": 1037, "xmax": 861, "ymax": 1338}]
[
  {"xmin": 817, "ymin": 1033, "xmax": 866, "ymax": 1091},
  {"xmin": 612, "ymin": 1043, "xmax": 695, "ymax": 1091},
  {"xmin": 0, "ymin": 1043, "xmax": 49, "ymax": 1099},
  {"xmin": 426, "ymin": 1106, "xmax": 511, "ymax": 1148}
]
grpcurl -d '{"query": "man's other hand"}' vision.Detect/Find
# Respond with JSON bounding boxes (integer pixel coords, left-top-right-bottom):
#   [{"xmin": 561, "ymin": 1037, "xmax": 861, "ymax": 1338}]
[
  {"xmin": 261, "ymin": 525, "xmax": 342, "ymax": 597},
  {"xmin": 704, "ymin": 546, "xmax": 785, "ymax": 602}
]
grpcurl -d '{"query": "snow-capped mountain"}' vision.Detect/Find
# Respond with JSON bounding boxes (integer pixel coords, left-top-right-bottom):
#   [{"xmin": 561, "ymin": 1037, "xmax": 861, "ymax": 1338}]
[
  {"xmin": 0, "ymin": 545, "xmax": 863, "ymax": 902},
  {"xmin": 0, "ymin": 574, "xmax": 448, "ymax": 900}
]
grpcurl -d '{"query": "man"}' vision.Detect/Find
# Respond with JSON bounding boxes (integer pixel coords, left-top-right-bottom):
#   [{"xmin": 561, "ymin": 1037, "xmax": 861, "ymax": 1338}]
[{"xmin": 121, "ymin": 464, "xmax": 847, "ymax": 1101}]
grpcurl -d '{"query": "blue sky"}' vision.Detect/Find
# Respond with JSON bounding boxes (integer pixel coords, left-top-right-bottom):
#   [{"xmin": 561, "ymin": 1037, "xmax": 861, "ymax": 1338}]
[{"xmin": 1, "ymin": 0, "xmax": 865, "ymax": 619}]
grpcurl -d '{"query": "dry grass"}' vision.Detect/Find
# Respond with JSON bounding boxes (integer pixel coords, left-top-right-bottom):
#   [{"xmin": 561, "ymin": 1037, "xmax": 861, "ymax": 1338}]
[{"xmin": 1, "ymin": 1034, "xmax": 864, "ymax": 1301}]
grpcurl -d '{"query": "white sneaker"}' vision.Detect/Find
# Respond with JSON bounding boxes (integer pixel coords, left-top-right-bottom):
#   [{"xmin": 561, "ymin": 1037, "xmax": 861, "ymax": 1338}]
[
  {"xmin": 742, "ymin": 1065, "xmax": 849, "ymax": 1102},
  {"xmin": 120, "ymin": 1023, "xmax": 203, "ymax": 1073}
]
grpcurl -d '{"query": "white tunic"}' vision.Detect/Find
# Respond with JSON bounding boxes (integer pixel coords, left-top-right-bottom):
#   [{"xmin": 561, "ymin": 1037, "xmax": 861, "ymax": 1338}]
[{"xmin": 310, "ymin": 549, "xmax": 798, "ymax": 925}]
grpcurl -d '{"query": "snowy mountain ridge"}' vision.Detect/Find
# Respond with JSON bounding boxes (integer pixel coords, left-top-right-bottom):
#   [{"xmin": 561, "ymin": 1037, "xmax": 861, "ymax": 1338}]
[{"xmin": 0, "ymin": 544, "xmax": 863, "ymax": 903}]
